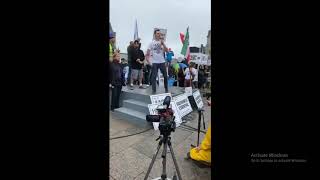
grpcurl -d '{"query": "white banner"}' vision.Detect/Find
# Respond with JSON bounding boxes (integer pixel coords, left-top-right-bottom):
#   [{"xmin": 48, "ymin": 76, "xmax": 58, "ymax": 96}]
[
  {"xmin": 201, "ymin": 55, "xmax": 209, "ymax": 65},
  {"xmin": 207, "ymin": 58, "xmax": 211, "ymax": 66},
  {"xmin": 190, "ymin": 53, "xmax": 209, "ymax": 65},
  {"xmin": 171, "ymin": 102, "xmax": 182, "ymax": 126},
  {"xmin": 148, "ymin": 103, "xmax": 182, "ymax": 130},
  {"xmin": 148, "ymin": 104, "xmax": 160, "ymax": 130},
  {"xmin": 173, "ymin": 94, "xmax": 193, "ymax": 117},
  {"xmin": 150, "ymin": 93, "xmax": 172, "ymax": 105},
  {"xmin": 185, "ymin": 87, "xmax": 193, "ymax": 96},
  {"xmin": 192, "ymin": 90, "xmax": 204, "ymax": 109},
  {"xmin": 190, "ymin": 53, "xmax": 201, "ymax": 64}
]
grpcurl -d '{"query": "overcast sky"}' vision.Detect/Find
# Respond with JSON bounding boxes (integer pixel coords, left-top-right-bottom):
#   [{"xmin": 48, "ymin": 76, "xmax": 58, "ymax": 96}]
[{"xmin": 110, "ymin": 0, "xmax": 211, "ymax": 58}]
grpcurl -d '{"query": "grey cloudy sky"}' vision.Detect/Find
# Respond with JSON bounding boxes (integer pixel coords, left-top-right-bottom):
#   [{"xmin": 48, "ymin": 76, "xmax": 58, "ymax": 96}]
[{"xmin": 110, "ymin": 0, "xmax": 211, "ymax": 58}]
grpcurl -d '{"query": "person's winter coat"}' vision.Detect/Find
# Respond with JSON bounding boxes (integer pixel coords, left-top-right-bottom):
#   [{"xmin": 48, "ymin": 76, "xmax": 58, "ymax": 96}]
[{"xmin": 110, "ymin": 61, "xmax": 125, "ymax": 86}]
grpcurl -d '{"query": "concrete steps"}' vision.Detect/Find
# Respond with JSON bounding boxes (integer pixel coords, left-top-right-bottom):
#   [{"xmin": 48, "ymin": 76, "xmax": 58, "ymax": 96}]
[
  {"xmin": 122, "ymin": 99, "xmax": 149, "ymax": 114},
  {"xmin": 121, "ymin": 92, "xmax": 151, "ymax": 104},
  {"xmin": 113, "ymin": 107, "xmax": 148, "ymax": 124},
  {"xmin": 112, "ymin": 87, "xmax": 152, "ymax": 126},
  {"xmin": 112, "ymin": 86, "xmax": 187, "ymax": 126}
]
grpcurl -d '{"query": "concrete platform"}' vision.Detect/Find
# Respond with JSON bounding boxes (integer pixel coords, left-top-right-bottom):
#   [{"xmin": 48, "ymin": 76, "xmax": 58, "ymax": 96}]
[
  {"xmin": 112, "ymin": 85, "xmax": 188, "ymax": 127},
  {"xmin": 121, "ymin": 85, "xmax": 186, "ymax": 98},
  {"xmin": 109, "ymin": 95, "xmax": 212, "ymax": 180}
]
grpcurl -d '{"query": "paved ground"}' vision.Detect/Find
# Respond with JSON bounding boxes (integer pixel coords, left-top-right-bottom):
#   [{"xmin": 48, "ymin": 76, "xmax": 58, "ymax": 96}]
[{"xmin": 109, "ymin": 95, "xmax": 211, "ymax": 180}]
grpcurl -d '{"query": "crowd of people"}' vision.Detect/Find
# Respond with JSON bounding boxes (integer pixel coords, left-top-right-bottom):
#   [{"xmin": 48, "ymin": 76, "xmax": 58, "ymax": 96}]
[
  {"xmin": 107, "ymin": 30, "xmax": 211, "ymax": 110},
  {"xmin": 107, "ymin": 30, "xmax": 211, "ymax": 167}
]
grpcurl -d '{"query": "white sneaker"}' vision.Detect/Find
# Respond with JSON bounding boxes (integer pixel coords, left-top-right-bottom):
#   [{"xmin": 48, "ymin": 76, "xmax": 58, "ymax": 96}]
[{"xmin": 146, "ymin": 84, "xmax": 150, "ymax": 87}]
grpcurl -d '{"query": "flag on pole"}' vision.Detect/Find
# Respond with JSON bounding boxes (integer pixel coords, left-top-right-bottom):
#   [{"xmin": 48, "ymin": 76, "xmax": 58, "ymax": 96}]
[
  {"xmin": 180, "ymin": 33, "xmax": 185, "ymax": 44},
  {"xmin": 134, "ymin": 19, "xmax": 139, "ymax": 40},
  {"xmin": 180, "ymin": 27, "xmax": 191, "ymax": 64}
]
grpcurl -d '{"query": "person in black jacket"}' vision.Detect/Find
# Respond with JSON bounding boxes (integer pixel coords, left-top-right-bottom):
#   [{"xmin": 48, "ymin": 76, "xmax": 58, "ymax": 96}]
[
  {"xmin": 130, "ymin": 40, "xmax": 145, "ymax": 89},
  {"xmin": 110, "ymin": 52, "xmax": 125, "ymax": 111}
]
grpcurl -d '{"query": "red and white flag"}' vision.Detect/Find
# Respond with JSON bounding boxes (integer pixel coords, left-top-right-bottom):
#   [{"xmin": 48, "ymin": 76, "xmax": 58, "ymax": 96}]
[{"xmin": 180, "ymin": 28, "xmax": 191, "ymax": 64}]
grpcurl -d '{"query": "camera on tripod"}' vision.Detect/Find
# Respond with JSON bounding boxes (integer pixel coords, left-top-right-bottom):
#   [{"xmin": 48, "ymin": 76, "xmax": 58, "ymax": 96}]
[
  {"xmin": 146, "ymin": 96, "xmax": 176, "ymax": 136},
  {"xmin": 144, "ymin": 96, "xmax": 183, "ymax": 180}
]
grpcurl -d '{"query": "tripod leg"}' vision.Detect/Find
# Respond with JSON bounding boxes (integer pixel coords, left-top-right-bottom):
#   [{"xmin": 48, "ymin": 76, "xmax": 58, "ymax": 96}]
[
  {"xmin": 144, "ymin": 140, "xmax": 163, "ymax": 180},
  {"xmin": 197, "ymin": 111, "xmax": 201, "ymax": 146},
  {"xmin": 168, "ymin": 140, "xmax": 183, "ymax": 180},
  {"xmin": 161, "ymin": 141, "xmax": 168, "ymax": 180},
  {"xmin": 202, "ymin": 111, "xmax": 206, "ymax": 130}
]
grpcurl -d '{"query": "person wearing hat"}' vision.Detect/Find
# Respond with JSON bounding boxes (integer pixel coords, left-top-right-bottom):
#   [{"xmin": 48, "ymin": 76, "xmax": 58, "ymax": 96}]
[{"xmin": 109, "ymin": 32, "xmax": 117, "ymax": 62}]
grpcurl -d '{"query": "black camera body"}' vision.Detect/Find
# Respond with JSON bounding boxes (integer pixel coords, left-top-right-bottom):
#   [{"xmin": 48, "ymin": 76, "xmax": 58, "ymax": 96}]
[
  {"xmin": 158, "ymin": 109, "xmax": 176, "ymax": 137},
  {"xmin": 146, "ymin": 96, "xmax": 176, "ymax": 136}
]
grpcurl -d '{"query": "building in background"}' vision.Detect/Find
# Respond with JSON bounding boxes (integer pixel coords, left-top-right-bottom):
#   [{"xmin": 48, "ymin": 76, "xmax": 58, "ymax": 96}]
[
  {"xmin": 205, "ymin": 30, "xmax": 211, "ymax": 59},
  {"xmin": 200, "ymin": 44, "xmax": 206, "ymax": 54},
  {"xmin": 190, "ymin": 45, "xmax": 205, "ymax": 54},
  {"xmin": 189, "ymin": 46, "xmax": 201, "ymax": 53},
  {"xmin": 189, "ymin": 44, "xmax": 209, "ymax": 65}
]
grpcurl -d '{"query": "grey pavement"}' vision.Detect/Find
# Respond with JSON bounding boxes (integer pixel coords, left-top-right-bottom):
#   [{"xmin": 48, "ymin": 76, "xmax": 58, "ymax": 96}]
[{"xmin": 109, "ymin": 96, "xmax": 212, "ymax": 180}]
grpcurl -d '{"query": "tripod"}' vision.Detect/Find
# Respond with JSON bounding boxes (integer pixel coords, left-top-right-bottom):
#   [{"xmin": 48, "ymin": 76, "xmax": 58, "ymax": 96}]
[
  {"xmin": 144, "ymin": 134, "xmax": 183, "ymax": 180},
  {"xmin": 191, "ymin": 109, "xmax": 206, "ymax": 147}
]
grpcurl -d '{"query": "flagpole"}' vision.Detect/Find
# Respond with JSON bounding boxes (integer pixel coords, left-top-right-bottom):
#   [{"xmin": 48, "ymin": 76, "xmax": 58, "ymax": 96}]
[
  {"xmin": 187, "ymin": 26, "xmax": 190, "ymax": 64},
  {"xmin": 134, "ymin": 19, "xmax": 138, "ymax": 41},
  {"xmin": 134, "ymin": 19, "xmax": 136, "ymax": 40}
]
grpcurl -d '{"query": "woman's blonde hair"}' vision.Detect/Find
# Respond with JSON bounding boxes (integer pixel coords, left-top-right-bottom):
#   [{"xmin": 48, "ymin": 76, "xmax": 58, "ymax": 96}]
[{"xmin": 113, "ymin": 52, "xmax": 120, "ymax": 59}]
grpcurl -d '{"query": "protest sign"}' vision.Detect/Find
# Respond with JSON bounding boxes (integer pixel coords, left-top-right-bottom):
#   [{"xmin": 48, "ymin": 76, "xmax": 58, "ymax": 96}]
[
  {"xmin": 173, "ymin": 93, "xmax": 193, "ymax": 117},
  {"xmin": 192, "ymin": 89, "xmax": 204, "ymax": 109}
]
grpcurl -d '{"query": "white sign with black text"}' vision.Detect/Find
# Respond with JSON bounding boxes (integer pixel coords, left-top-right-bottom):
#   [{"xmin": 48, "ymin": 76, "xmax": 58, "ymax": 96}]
[
  {"xmin": 171, "ymin": 102, "xmax": 182, "ymax": 126},
  {"xmin": 192, "ymin": 90, "xmax": 204, "ymax": 109},
  {"xmin": 150, "ymin": 93, "xmax": 172, "ymax": 105},
  {"xmin": 173, "ymin": 94, "xmax": 193, "ymax": 117},
  {"xmin": 148, "ymin": 104, "xmax": 160, "ymax": 130},
  {"xmin": 185, "ymin": 87, "xmax": 193, "ymax": 96}
]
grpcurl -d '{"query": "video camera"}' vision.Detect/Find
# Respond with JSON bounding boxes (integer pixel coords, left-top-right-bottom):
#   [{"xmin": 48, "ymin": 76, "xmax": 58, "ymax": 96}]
[{"xmin": 146, "ymin": 96, "xmax": 176, "ymax": 136}]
